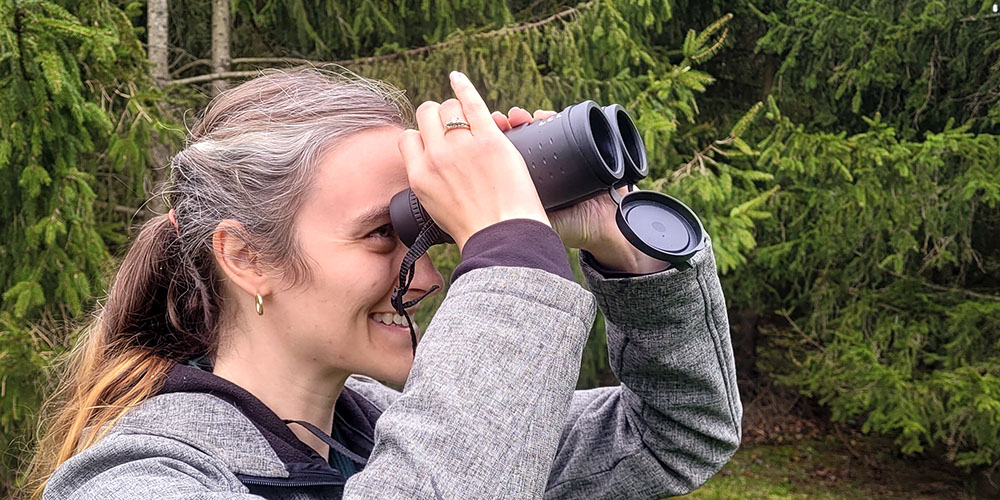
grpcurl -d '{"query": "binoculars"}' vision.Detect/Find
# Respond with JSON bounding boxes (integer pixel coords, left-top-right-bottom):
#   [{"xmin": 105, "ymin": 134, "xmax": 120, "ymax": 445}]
[{"xmin": 389, "ymin": 101, "xmax": 706, "ymax": 268}]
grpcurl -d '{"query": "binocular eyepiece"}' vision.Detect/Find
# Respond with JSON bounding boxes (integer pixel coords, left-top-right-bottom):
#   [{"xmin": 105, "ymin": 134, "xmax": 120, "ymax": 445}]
[{"xmin": 389, "ymin": 100, "xmax": 705, "ymax": 268}]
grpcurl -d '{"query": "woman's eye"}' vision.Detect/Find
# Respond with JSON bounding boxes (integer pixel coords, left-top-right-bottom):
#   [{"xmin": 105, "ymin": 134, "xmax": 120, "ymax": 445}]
[{"xmin": 369, "ymin": 224, "xmax": 396, "ymax": 240}]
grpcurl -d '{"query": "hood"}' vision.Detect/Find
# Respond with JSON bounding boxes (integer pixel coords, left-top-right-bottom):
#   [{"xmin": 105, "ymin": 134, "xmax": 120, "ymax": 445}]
[{"xmin": 113, "ymin": 363, "xmax": 381, "ymax": 487}]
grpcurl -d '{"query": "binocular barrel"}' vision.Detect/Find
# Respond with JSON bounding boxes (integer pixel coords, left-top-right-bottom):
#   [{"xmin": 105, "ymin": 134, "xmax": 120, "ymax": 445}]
[
  {"xmin": 606, "ymin": 103, "xmax": 649, "ymax": 186},
  {"xmin": 390, "ymin": 101, "xmax": 647, "ymax": 247}
]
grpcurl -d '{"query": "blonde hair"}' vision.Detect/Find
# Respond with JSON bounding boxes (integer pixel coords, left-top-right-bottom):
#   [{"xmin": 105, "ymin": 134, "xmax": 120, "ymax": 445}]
[{"xmin": 23, "ymin": 69, "xmax": 410, "ymax": 499}]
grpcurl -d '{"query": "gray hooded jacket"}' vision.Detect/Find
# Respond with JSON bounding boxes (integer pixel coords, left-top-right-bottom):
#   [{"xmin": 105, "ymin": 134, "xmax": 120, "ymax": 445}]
[{"xmin": 43, "ymin": 239, "xmax": 741, "ymax": 500}]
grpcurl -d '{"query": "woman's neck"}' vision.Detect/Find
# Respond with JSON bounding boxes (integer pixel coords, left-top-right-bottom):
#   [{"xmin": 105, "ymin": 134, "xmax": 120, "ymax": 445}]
[{"xmin": 212, "ymin": 332, "xmax": 350, "ymax": 459}]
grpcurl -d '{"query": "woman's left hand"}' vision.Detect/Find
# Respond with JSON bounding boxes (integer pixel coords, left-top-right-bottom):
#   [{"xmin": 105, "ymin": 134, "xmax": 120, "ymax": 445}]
[{"xmin": 491, "ymin": 107, "xmax": 670, "ymax": 274}]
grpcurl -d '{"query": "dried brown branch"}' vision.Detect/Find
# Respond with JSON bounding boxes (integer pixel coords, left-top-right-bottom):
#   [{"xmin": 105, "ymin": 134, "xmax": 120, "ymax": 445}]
[
  {"xmin": 168, "ymin": 1, "xmax": 596, "ymax": 87},
  {"xmin": 882, "ymin": 268, "xmax": 1000, "ymax": 302},
  {"xmin": 959, "ymin": 12, "xmax": 1000, "ymax": 22}
]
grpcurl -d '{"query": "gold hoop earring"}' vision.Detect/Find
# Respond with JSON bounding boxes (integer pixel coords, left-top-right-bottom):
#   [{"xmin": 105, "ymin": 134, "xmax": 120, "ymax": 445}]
[{"xmin": 255, "ymin": 293, "xmax": 264, "ymax": 316}]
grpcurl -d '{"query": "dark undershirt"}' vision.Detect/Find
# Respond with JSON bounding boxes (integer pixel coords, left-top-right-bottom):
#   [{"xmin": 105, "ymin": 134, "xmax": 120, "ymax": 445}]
[
  {"xmin": 451, "ymin": 219, "xmax": 574, "ymax": 283},
  {"xmin": 450, "ymin": 218, "xmax": 666, "ymax": 283}
]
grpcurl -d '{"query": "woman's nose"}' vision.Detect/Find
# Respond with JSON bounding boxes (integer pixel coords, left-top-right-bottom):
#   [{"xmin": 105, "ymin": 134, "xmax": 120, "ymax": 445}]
[{"xmin": 405, "ymin": 253, "xmax": 445, "ymax": 302}]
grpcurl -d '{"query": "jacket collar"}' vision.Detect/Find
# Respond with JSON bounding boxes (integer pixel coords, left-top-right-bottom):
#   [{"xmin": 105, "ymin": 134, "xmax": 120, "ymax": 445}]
[{"xmin": 158, "ymin": 363, "xmax": 379, "ymax": 483}]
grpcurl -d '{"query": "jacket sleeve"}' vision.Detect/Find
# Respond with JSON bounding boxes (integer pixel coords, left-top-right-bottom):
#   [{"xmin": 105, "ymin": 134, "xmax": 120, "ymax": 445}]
[
  {"xmin": 544, "ymin": 238, "xmax": 742, "ymax": 500},
  {"xmin": 344, "ymin": 266, "xmax": 596, "ymax": 500},
  {"xmin": 43, "ymin": 433, "xmax": 261, "ymax": 500}
]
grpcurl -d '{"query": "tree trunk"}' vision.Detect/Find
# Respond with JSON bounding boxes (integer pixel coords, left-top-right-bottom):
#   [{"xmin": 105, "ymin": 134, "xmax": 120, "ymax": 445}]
[
  {"xmin": 147, "ymin": 0, "xmax": 169, "ymax": 87},
  {"xmin": 211, "ymin": 0, "xmax": 231, "ymax": 96}
]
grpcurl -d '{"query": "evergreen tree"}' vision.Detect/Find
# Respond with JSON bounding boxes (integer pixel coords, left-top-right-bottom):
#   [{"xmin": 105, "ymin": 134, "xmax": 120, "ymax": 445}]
[
  {"xmin": 695, "ymin": 0, "xmax": 1000, "ymax": 481},
  {"xmin": 0, "ymin": 0, "xmax": 171, "ymax": 493},
  {"xmin": 748, "ymin": 107, "xmax": 1000, "ymax": 471},
  {"xmin": 750, "ymin": 0, "xmax": 1000, "ymax": 137},
  {"xmin": 8, "ymin": 0, "xmax": 999, "ymax": 493}
]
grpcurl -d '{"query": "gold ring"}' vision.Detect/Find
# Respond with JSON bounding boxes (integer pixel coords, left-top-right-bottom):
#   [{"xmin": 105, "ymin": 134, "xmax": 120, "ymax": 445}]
[{"xmin": 444, "ymin": 116, "xmax": 471, "ymax": 132}]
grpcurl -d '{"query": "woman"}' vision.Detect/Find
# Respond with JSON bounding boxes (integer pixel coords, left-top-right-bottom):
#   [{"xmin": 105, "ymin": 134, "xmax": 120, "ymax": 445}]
[{"xmin": 28, "ymin": 69, "xmax": 741, "ymax": 500}]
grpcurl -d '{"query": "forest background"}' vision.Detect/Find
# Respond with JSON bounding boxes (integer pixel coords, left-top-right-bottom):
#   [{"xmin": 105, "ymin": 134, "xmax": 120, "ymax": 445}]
[{"xmin": 1, "ymin": 0, "xmax": 998, "ymax": 497}]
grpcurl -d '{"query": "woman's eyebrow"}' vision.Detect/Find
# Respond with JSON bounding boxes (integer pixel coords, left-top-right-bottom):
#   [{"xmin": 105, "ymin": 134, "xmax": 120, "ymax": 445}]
[{"xmin": 352, "ymin": 205, "xmax": 391, "ymax": 226}]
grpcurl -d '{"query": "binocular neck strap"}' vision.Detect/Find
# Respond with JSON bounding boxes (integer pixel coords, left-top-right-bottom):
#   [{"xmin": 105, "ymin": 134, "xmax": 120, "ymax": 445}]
[
  {"xmin": 391, "ymin": 222, "xmax": 445, "ymax": 356},
  {"xmin": 283, "ymin": 419, "xmax": 368, "ymax": 465}
]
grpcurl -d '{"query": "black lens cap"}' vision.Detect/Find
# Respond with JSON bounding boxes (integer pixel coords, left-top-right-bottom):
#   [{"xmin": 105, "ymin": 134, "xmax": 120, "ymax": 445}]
[{"xmin": 615, "ymin": 190, "xmax": 705, "ymax": 269}]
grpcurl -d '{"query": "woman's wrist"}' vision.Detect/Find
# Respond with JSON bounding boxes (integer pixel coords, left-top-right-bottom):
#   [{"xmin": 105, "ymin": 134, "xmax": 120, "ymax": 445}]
[{"xmin": 583, "ymin": 225, "xmax": 670, "ymax": 275}]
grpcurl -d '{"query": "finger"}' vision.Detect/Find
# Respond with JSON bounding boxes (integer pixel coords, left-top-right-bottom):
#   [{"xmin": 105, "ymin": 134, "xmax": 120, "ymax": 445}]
[
  {"xmin": 448, "ymin": 71, "xmax": 495, "ymax": 132},
  {"xmin": 507, "ymin": 106, "xmax": 533, "ymax": 128},
  {"xmin": 397, "ymin": 129, "xmax": 426, "ymax": 173},
  {"xmin": 438, "ymin": 98, "xmax": 471, "ymax": 136},
  {"xmin": 491, "ymin": 111, "xmax": 511, "ymax": 132},
  {"xmin": 414, "ymin": 100, "xmax": 444, "ymax": 147},
  {"xmin": 533, "ymin": 109, "xmax": 557, "ymax": 120}
]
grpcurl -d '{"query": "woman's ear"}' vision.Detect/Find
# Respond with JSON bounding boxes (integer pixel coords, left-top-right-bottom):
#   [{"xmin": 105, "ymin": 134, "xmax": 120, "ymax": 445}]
[{"xmin": 212, "ymin": 219, "xmax": 272, "ymax": 297}]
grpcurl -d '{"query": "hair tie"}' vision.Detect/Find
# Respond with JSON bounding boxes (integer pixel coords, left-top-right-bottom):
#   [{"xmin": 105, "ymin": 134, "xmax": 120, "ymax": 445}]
[{"xmin": 167, "ymin": 208, "xmax": 181, "ymax": 236}]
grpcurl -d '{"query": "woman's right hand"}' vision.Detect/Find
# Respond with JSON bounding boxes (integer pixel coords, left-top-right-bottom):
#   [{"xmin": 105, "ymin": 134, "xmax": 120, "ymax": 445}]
[{"xmin": 397, "ymin": 71, "xmax": 550, "ymax": 252}]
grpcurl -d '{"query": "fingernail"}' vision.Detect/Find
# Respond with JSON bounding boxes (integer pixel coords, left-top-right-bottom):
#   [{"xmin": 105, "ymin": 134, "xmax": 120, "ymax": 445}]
[{"xmin": 450, "ymin": 71, "xmax": 466, "ymax": 84}]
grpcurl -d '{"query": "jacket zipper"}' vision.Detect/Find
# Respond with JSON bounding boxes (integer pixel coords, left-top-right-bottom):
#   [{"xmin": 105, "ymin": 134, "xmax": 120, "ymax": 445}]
[{"xmin": 237, "ymin": 474, "xmax": 345, "ymax": 488}]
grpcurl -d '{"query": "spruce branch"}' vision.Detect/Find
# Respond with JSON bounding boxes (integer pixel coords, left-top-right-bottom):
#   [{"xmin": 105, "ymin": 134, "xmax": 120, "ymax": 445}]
[
  {"xmin": 959, "ymin": 12, "xmax": 1000, "ymax": 22},
  {"xmin": 171, "ymin": 57, "xmax": 338, "ymax": 77},
  {"xmin": 94, "ymin": 201, "xmax": 141, "ymax": 215},
  {"xmin": 669, "ymin": 102, "xmax": 762, "ymax": 183},
  {"xmin": 883, "ymin": 269, "xmax": 1000, "ymax": 302},
  {"xmin": 168, "ymin": 1, "xmax": 597, "ymax": 87},
  {"xmin": 691, "ymin": 27, "xmax": 728, "ymax": 63},
  {"xmin": 169, "ymin": 68, "xmax": 309, "ymax": 86},
  {"xmin": 670, "ymin": 138, "xmax": 728, "ymax": 183},
  {"xmin": 913, "ymin": 39, "xmax": 938, "ymax": 129},
  {"xmin": 776, "ymin": 309, "xmax": 825, "ymax": 352}
]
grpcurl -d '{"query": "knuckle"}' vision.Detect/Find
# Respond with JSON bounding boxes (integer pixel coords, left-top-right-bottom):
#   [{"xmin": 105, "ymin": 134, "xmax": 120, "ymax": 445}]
[
  {"xmin": 416, "ymin": 101, "xmax": 439, "ymax": 115},
  {"xmin": 466, "ymin": 101, "xmax": 489, "ymax": 116},
  {"xmin": 423, "ymin": 144, "xmax": 445, "ymax": 165},
  {"xmin": 397, "ymin": 130, "xmax": 417, "ymax": 149},
  {"xmin": 482, "ymin": 138, "xmax": 510, "ymax": 156}
]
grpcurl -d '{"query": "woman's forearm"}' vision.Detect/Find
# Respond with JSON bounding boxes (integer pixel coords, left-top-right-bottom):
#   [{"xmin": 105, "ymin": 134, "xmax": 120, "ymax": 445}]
[{"xmin": 545, "ymin": 238, "xmax": 741, "ymax": 499}]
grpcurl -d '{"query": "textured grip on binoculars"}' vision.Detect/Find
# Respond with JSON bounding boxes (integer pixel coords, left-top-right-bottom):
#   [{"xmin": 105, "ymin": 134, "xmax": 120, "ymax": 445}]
[
  {"xmin": 391, "ymin": 100, "xmax": 645, "ymax": 249},
  {"xmin": 389, "ymin": 189, "xmax": 453, "ymax": 247}
]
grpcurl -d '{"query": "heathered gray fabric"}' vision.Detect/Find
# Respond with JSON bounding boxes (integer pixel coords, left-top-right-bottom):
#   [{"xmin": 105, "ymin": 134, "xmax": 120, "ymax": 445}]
[
  {"xmin": 344, "ymin": 241, "xmax": 743, "ymax": 500},
  {"xmin": 344, "ymin": 264, "xmax": 598, "ymax": 499},
  {"xmin": 43, "ymin": 243, "xmax": 740, "ymax": 500},
  {"xmin": 117, "ymin": 392, "xmax": 288, "ymax": 478},
  {"xmin": 544, "ymin": 241, "xmax": 741, "ymax": 499}
]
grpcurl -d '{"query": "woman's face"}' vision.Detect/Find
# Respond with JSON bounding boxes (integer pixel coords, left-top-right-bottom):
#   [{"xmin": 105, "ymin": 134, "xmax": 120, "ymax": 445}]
[{"xmin": 266, "ymin": 126, "xmax": 444, "ymax": 385}]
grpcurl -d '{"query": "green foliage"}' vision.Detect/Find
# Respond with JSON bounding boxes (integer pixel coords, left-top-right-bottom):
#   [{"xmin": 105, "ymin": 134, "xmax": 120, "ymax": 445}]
[
  {"xmin": 231, "ymin": 0, "xmax": 515, "ymax": 58},
  {"xmin": 751, "ymin": 0, "xmax": 1000, "ymax": 137},
  {"xmin": 8, "ymin": 0, "xmax": 1000, "ymax": 492},
  {"xmin": 746, "ymin": 107, "xmax": 1000, "ymax": 468},
  {"xmin": 718, "ymin": 0, "xmax": 1000, "ymax": 475},
  {"xmin": 0, "ymin": 0, "xmax": 169, "ymax": 493}
]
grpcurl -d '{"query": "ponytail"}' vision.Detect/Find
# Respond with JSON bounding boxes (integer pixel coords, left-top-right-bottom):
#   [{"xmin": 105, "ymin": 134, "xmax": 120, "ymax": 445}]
[{"xmin": 22, "ymin": 215, "xmax": 221, "ymax": 500}]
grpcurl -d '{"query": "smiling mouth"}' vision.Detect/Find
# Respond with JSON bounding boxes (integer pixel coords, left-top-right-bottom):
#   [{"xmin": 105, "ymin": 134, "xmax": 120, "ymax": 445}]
[{"xmin": 370, "ymin": 312, "xmax": 412, "ymax": 328}]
